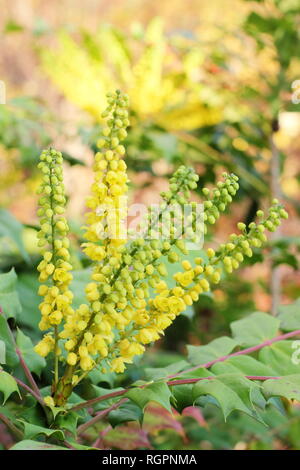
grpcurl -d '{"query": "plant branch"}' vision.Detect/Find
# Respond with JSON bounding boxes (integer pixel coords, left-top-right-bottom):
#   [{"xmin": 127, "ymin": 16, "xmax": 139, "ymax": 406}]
[
  {"xmin": 168, "ymin": 329, "xmax": 300, "ymax": 379},
  {"xmin": 69, "ymin": 375, "xmax": 280, "ymax": 413},
  {"xmin": 13, "ymin": 376, "xmax": 45, "ymax": 407},
  {"xmin": 77, "ymin": 398, "xmax": 128, "ymax": 436},
  {"xmin": 0, "ymin": 412, "xmax": 23, "ymax": 440},
  {"xmin": 2, "ymin": 315, "xmax": 43, "ymax": 401},
  {"xmin": 15, "ymin": 348, "xmax": 42, "ymax": 400}
]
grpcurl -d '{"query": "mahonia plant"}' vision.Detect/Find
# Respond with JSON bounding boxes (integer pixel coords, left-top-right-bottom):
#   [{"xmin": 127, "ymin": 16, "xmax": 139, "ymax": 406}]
[{"xmin": 33, "ymin": 90, "xmax": 288, "ymax": 407}]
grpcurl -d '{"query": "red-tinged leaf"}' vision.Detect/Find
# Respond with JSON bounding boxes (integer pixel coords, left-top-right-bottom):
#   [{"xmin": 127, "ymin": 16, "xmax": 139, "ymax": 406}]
[
  {"xmin": 143, "ymin": 403, "xmax": 186, "ymax": 438},
  {"xmin": 102, "ymin": 422, "xmax": 152, "ymax": 450},
  {"xmin": 182, "ymin": 406, "xmax": 208, "ymax": 428}
]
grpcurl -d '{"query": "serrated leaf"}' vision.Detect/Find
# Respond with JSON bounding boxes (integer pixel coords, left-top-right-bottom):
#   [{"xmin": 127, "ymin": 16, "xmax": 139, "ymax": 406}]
[
  {"xmin": 192, "ymin": 373, "xmax": 259, "ymax": 420},
  {"xmin": 171, "ymin": 384, "xmax": 194, "ymax": 412},
  {"xmin": 278, "ymin": 298, "xmax": 300, "ymax": 331},
  {"xmin": 0, "ymin": 209, "xmax": 30, "ymax": 263},
  {"xmin": 125, "ymin": 381, "xmax": 172, "ymax": 413},
  {"xmin": 0, "ymin": 269, "xmax": 22, "ymax": 320},
  {"xmin": 231, "ymin": 312, "xmax": 280, "ymax": 347},
  {"xmin": 18, "ymin": 421, "xmax": 65, "ymax": 441},
  {"xmin": 109, "ymin": 402, "xmax": 143, "ymax": 427},
  {"xmin": 9, "ymin": 440, "xmax": 68, "ymax": 450},
  {"xmin": 0, "ymin": 371, "xmax": 21, "ymax": 404},
  {"xmin": 16, "ymin": 329, "xmax": 45, "ymax": 376},
  {"xmin": 263, "ymin": 375, "xmax": 300, "ymax": 401},
  {"xmin": 187, "ymin": 337, "xmax": 238, "ymax": 366}
]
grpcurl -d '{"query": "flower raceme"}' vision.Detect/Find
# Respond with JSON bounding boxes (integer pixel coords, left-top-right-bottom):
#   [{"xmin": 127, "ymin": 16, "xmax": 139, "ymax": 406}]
[{"xmin": 34, "ymin": 91, "xmax": 288, "ymax": 406}]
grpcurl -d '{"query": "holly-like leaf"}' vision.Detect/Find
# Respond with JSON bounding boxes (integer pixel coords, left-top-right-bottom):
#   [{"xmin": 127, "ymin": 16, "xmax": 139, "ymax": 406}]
[
  {"xmin": 187, "ymin": 337, "xmax": 238, "ymax": 366},
  {"xmin": 0, "ymin": 371, "xmax": 21, "ymax": 404},
  {"xmin": 9, "ymin": 440, "xmax": 68, "ymax": 450},
  {"xmin": 18, "ymin": 421, "xmax": 65, "ymax": 441},
  {"xmin": 16, "ymin": 329, "xmax": 45, "ymax": 376},
  {"xmin": 0, "ymin": 269, "xmax": 22, "ymax": 320},
  {"xmin": 126, "ymin": 381, "xmax": 172, "ymax": 413},
  {"xmin": 109, "ymin": 402, "xmax": 143, "ymax": 427},
  {"xmin": 192, "ymin": 373, "xmax": 260, "ymax": 420},
  {"xmin": 263, "ymin": 375, "xmax": 300, "ymax": 401},
  {"xmin": 55, "ymin": 412, "xmax": 79, "ymax": 436},
  {"xmin": 231, "ymin": 312, "xmax": 280, "ymax": 347}
]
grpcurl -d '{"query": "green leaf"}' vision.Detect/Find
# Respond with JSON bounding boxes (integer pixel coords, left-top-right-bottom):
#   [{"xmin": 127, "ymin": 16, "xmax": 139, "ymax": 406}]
[
  {"xmin": 278, "ymin": 298, "xmax": 300, "ymax": 331},
  {"xmin": 231, "ymin": 312, "xmax": 280, "ymax": 347},
  {"xmin": 88, "ymin": 367, "xmax": 116, "ymax": 387},
  {"xmin": 0, "ymin": 269, "xmax": 22, "ymax": 319},
  {"xmin": 18, "ymin": 421, "xmax": 65, "ymax": 441},
  {"xmin": 91, "ymin": 386, "xmax": 124, "ymax": 411},
  {"xmin": 0, "ymin": 340, "xmax": 6, "ymax": 363},
  {"xmin": 211, "ymin": 355, "xmax": 277, "ymax": 377},
  {"xmin": 0, "ymin": 316, "xmax": 18, "ymax": 367},
  {"xmin": 55, "ymin": 412, "xmax": 79, "ymax": 436},
  {"xmin": 187, "ymin": 337, "xmax": 238, "ymax": 366},
  {"xmin": 16, "ymin": 329, "xmax": 45, "ymax": 376},
  {"xmin": 16, "ymin": 273, "xmax": 40, "ymax": 330},
  {"xmin": 9, "ymin": 440, "xmax": 68, "ymax": 450},
  {"xmin": 192, "ymin": 373, "xmax": 259, "ymax": 420},
  {"xmin": 171, "ymin": 384, "xmax": 194, "ymax": 412},
  {"xmin": 0, "ymin": 209, "xmax": 30, "ymax": 263},
  {"xmin": 109, "ymin": 402, "xmax": 143, "ymax": 427},
  {"xmin": 263, "ymin": 375, "xmax": 300, "ymax": 401},
  {"xmin": 144, "ymin": 360, "xmax": 188, "ymax": 381},
  {"xmin": 259, "ymin": 341, "xmax": 300, "ymax": 375},
  {"xmin": 0, "ymin": 371, "xmax": 20, "ymax": 404},
  {"xmin": 126, "ymin": 382, "xmax": 172, "ymax": 413}
]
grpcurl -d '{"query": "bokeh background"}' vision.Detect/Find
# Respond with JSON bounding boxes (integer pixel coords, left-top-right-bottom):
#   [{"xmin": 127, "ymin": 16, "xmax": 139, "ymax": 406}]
[{"xmin": 0, "ymin": 0, "xmax": 300, "ymax": 450}]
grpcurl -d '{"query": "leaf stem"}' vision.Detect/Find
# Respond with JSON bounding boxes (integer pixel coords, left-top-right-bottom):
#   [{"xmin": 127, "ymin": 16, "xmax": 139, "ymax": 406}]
[
  {"xmin": 168, "ymin": 328, "xmax": 300, "ymax": 379},
  {"xmin": 68, "ymin": 375, "xmax": 280, "ymax": 413},
  {"xmin": 13, "ymin": 376, "xmax": 45, "ymax": 408},
  {"xmin": 76, "ymin": 397, "xmax": 128, "ymax": 436},
  {"xmin": 15, "ymin": 347, "xmax": 42, "ymax": 400}
]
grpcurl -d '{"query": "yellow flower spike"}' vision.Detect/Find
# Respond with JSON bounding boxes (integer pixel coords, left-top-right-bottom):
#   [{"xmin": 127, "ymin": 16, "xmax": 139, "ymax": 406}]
[{"xmin": 31, "ymin": 94, "xmax": 287, "ymax": 408}]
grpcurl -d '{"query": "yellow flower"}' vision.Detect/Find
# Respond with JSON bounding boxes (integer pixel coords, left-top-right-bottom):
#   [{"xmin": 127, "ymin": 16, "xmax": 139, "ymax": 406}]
[{"xmin": 111, "ymin": 357, "xmax": 126, "ymax": 373}]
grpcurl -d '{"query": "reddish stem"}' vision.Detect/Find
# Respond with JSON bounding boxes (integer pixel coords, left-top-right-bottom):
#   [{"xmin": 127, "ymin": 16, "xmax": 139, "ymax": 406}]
[
  {"xmin": 13, "ymin": 376, "xmax": 45, "ymax": 407},
  {"xmin": 15, "ymin": 348, "xmax": 42, "ymax": 400},
  {"xmin": 77, "ymin": 398, "xmax": 128, "ymax": 436},
  {"xmin": 69, "ymin": 374, "xmax": 280, "ymax": 413},
  {"xmin": 69, "ymin": 328, "xmax": 300, "ymax": 413},
  {"xmin": 0, "ymin": 412, "xmax": 23, "ymax": 440},
  {"xmin": 168, "ymin": 329, "xmax": 300, "ymax": 379}
]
